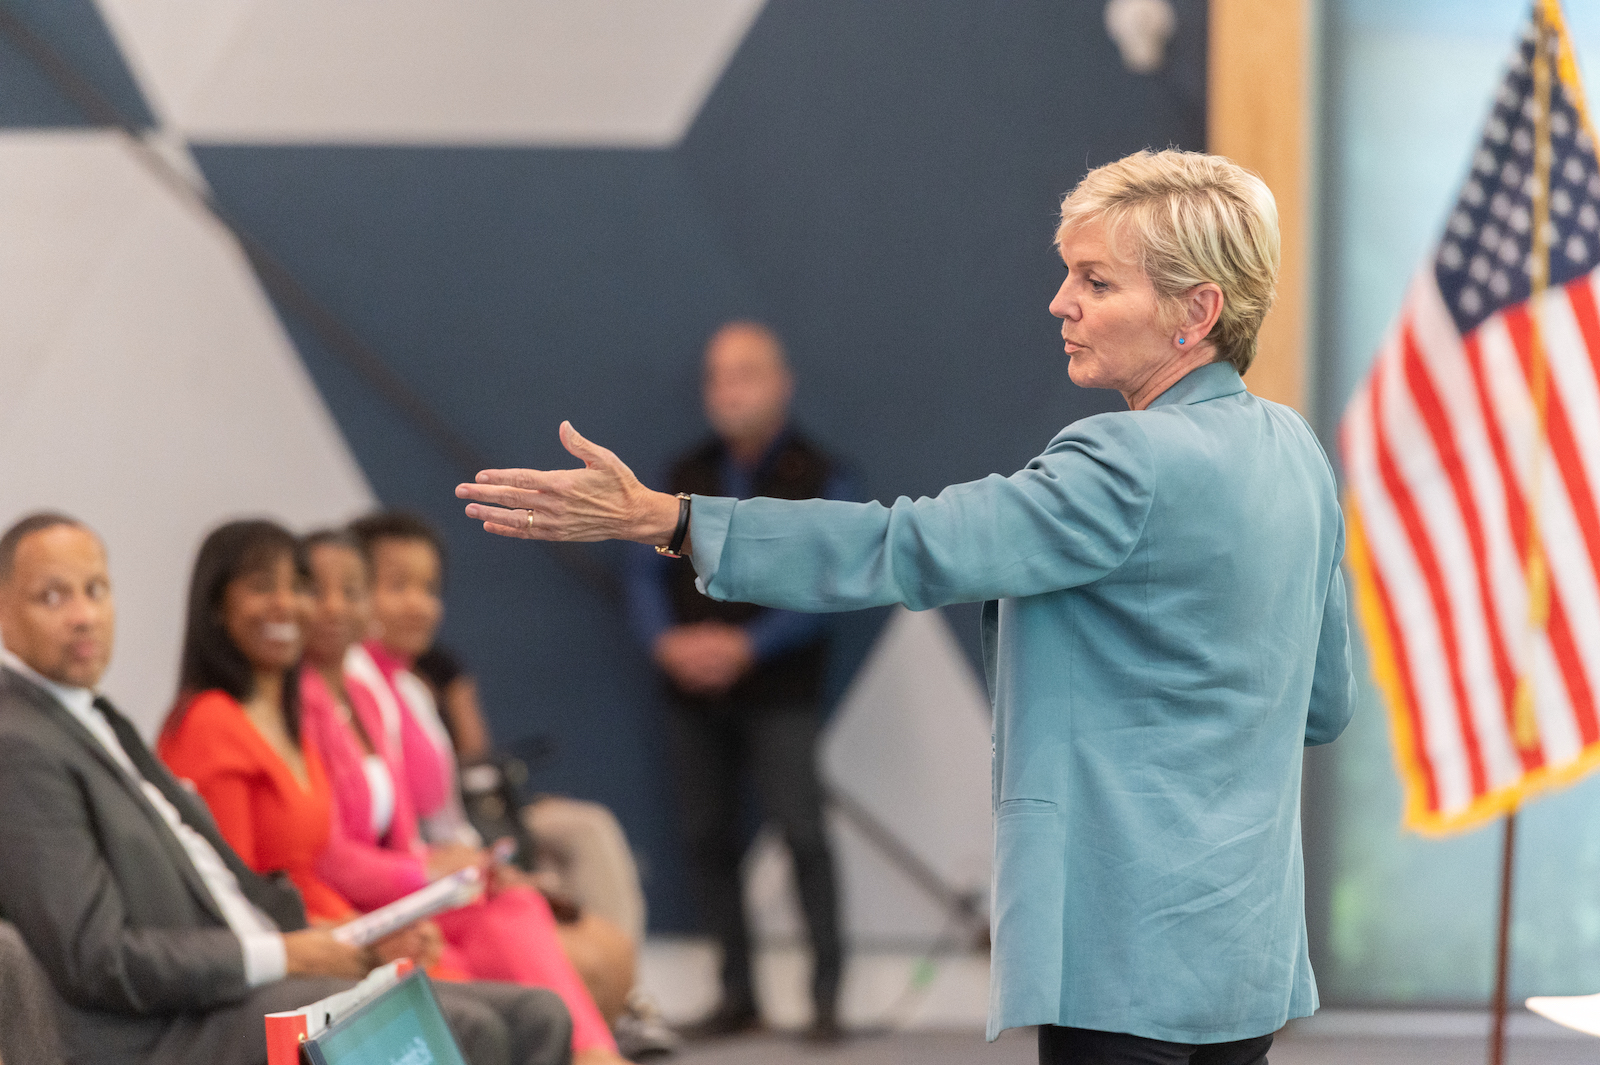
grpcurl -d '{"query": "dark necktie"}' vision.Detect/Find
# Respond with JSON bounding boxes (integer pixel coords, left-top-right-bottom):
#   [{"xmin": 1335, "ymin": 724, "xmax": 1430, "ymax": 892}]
[
  {"xmin": 92, "ymin": 696, "xmax": 188, "ymax": 808},
  {"xmin": 92, "ymin": 695, "xmax": 307, "ymax": 932}
]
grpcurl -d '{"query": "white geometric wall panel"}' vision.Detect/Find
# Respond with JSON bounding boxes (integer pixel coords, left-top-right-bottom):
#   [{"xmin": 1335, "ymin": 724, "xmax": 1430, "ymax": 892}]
[
  {"xmin": 747, "ymin": 606, "xmax": 994, "ymax": 946},
  {"xmin": 95, "ymin": 0, "xmax": 767, "ymax": 146},
  {"xmin": 0, "ymin": 130, "xmax": 376, "ymax": 734}
]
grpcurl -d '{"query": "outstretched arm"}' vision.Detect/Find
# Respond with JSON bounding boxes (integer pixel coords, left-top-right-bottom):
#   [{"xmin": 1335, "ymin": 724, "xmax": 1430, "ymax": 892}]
[{"xmin": 458, "ymin": 415, "xmax": 1155, "ymax": 614}]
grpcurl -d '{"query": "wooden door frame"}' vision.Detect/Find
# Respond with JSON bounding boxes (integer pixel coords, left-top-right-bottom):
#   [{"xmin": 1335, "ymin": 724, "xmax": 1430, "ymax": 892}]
[{"xmin": 1209, "ymin": 0, "xmax": 1315, "ymax": 414}]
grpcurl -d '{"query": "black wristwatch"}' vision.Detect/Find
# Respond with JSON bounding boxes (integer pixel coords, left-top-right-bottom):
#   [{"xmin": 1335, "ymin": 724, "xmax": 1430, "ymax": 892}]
[{"xmin": 655, "ymin": 493, "xmax": 692, "ymax": 558}]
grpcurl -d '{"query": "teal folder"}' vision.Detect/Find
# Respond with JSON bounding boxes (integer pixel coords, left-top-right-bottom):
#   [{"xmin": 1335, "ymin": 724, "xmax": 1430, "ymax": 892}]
[{"xmin": 301, "ymin": 971, "xmax": 466, "ymax": 1065}]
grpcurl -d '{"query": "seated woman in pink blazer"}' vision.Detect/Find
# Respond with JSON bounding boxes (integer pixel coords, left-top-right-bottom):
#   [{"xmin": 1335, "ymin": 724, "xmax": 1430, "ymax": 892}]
[{"xmin": 299, "ymin": 530, "xmax": 624, "ymax": 1064}]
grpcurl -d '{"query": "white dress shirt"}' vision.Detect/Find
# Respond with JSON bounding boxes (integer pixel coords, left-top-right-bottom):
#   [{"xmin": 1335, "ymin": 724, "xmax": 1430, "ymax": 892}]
[
  {"xmin": 0, "ymin": 649, "xmax": 287, "ymax": 985},
  {"xmin": 345, "ymin": 643, "xmax": 478, "ymax": 846}
]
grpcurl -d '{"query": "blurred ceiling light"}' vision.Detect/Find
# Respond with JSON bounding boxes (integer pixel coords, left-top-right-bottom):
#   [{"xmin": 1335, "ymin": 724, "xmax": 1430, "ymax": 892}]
[{"xmin": 1104, "ymin": 0, "xmax": 1177, "ymax": 75}]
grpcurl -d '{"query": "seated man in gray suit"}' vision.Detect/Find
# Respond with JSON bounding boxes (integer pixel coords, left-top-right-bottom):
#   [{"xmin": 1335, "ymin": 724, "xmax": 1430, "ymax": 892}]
[{"xmin": 0, "ymin": 512, "xmax": 573, "ymax": 1065}]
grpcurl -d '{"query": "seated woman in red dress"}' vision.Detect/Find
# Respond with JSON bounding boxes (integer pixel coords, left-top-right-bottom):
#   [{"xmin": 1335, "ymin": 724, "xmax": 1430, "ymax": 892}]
[
  {"xmin": 160, "ymin": 520, "xmax": 623, "ymax": 1064},
  {"xmin": 157, "ymin": 521, "xmax": 444, "ymax": 965}
]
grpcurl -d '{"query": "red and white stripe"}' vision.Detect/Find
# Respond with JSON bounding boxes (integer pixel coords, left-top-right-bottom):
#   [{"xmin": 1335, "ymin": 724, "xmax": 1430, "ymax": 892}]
[{"xmin": 1341, "ymin": 266, "xmax": 1600, "ymax": 830}]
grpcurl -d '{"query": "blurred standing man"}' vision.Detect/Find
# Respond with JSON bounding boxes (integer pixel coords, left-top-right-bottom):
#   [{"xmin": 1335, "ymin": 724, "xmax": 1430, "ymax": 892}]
[{"xmin": 626, "ymin": 322, "xmax": 849, "ymax": 1041}]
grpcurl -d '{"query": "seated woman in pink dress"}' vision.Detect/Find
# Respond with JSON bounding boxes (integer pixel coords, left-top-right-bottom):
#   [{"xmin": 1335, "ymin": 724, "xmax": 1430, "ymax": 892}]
[
  {"xmin": 347, "ymin": 512, "xmax": 640, "ymax": 1028},
  {"xmin": 299, "ymin": 530, "xmax": 624, "ymax": 1064}
]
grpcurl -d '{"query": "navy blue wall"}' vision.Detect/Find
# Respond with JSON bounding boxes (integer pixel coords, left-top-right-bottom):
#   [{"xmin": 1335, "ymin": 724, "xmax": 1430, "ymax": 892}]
[
  {"xmin": 0, "ymin": 0, "xmax": 153, "ymax": 127},
  {"xmin": 3, "ymin": 0, "xmax": 1207, "ymax": 931}
]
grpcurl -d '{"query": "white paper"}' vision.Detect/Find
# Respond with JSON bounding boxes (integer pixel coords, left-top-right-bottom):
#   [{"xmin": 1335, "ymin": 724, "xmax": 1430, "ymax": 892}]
[{"xmin": 332, "ymin": 867, "xmax": 483, "ymax": 948}]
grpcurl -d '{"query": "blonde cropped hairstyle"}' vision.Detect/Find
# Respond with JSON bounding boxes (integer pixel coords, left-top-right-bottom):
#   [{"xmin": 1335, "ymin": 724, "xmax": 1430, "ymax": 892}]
[{"xmin": 1057, "ymin": 150, "xmax": 1280, "ymax": 375}]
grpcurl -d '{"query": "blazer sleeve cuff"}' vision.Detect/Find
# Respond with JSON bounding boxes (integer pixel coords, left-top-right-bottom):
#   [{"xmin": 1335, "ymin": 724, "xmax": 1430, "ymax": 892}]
[
  {"xmin": 689, "ymin": 495, "xmax": 736, "ymax": 598},
  {"xmin": 240, "ymin": 931, "xmax": 287, "ymax": 987}
]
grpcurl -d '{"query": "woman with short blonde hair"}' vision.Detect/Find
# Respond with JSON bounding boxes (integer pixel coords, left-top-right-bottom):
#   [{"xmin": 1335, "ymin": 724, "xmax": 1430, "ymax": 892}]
[
  {"xmin": 459, "ymin": 148, "xmax": 1355, "ymax": 1065},
  {"xmin": 1058, "ymin": 148, "xmax": 1280, "ymax": 375}
]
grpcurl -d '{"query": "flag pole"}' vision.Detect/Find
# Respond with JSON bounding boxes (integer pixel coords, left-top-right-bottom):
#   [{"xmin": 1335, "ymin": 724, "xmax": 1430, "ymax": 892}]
[
  {"xmin": 1491, "ymin": 4, "xmax": 1559, "ymax": 1063},
  {"xmin": 1488, "ymin": 809, "xmax": 1518, "ymax": 1065}
]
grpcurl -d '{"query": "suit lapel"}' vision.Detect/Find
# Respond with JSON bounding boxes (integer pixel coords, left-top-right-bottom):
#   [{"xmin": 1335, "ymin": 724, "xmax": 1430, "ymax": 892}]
[
  {"xmin": 98, "ymin": 698, "xmax": 303, "ymax": 929},
  {"xmin": 1, "ymin": 669, "xmax": 140, "ymax": 802},
  {"xmin": 0, "ymin": 668, "xmax": 232, "ymax": 927}
]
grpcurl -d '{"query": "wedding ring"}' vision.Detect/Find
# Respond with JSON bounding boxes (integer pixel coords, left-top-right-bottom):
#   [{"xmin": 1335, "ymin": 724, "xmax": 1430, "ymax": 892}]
[{"xmin": 525, "ymin": 511, "xmax": 535, "ymax": 530}]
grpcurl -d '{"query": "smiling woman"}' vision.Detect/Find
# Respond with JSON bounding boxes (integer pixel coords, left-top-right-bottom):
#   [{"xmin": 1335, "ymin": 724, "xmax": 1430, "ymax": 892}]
[
  {"xmin": 157, "ymin": 522, "xmax": 630, "ymax": 1063},
  {"xmin": 457, "ymin": 149, "xmax": 1356, "ymax": 1065},
  {"xmin": 158, "ymin": 520, "xmax": 358, "ymax": 925}
]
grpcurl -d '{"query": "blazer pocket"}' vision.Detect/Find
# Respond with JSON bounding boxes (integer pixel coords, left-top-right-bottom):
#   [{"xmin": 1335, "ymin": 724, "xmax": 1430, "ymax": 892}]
[
  {"xmin": 997, "ymin": 797, "xmax": 1057, "ymax": 814},
  {"xmin": 990, "ymin": 798, "xmax": 1066, "ymax": 1028}
]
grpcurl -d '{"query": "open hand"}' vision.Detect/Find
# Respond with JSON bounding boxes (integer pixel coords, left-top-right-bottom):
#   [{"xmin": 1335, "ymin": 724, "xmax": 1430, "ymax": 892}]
[{"xmin": 456, "ymin": 422, "xmax": 682, "ymax": 547}]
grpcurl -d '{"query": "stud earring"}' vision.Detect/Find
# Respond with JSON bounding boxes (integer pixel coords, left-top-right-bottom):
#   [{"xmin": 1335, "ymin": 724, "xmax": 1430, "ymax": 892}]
[{"xmin": 1177, "ymin": 337, "xmax": 1186, "ymax": 345}]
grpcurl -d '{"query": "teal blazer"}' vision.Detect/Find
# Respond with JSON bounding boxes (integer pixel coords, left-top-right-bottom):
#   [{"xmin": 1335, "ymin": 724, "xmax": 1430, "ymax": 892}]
[{"xmin": 688, "ymin": 363, "xmax": 1354, "ymax": 1043}]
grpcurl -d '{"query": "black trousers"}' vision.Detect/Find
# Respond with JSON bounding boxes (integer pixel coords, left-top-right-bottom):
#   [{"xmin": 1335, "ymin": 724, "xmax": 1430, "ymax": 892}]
[
  {"xmin": 1038, "ymin": 1026, "xmax": 1273, "ymax": 1065},
  {"xmin": 668, "ymin": 696, "xmax": 842, "ymax": 1015},
  {"xmin": 147, "ymin": 977, "xmax": 573, "ymax": 1065}
]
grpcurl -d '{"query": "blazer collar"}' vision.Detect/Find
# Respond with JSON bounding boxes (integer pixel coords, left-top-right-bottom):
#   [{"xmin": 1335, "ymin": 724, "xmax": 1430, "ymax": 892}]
[
  {"xmin": 0, "ymin": 666, "xmax": 161, "ymax": 813},
  {"xmin": 0, "ymin": 666, "xmax": 233, "ymax": 927},
  {"xmin": 0, "ymin": 648, "xmax": 94, "ymax": 715},
  {"xmin": 0, "ymin": 665, "xmax": 126, "ymax": 778},
  {"xmin": 1146, "ymin": 361, "xmax": 1247, "ymax": 410}
]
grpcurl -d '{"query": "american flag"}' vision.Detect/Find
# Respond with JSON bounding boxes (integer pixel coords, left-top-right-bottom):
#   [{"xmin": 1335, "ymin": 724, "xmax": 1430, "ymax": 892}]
[{"xmin": 1340, "ymin": 0, "xmax": 1600, "ymax": 834}]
